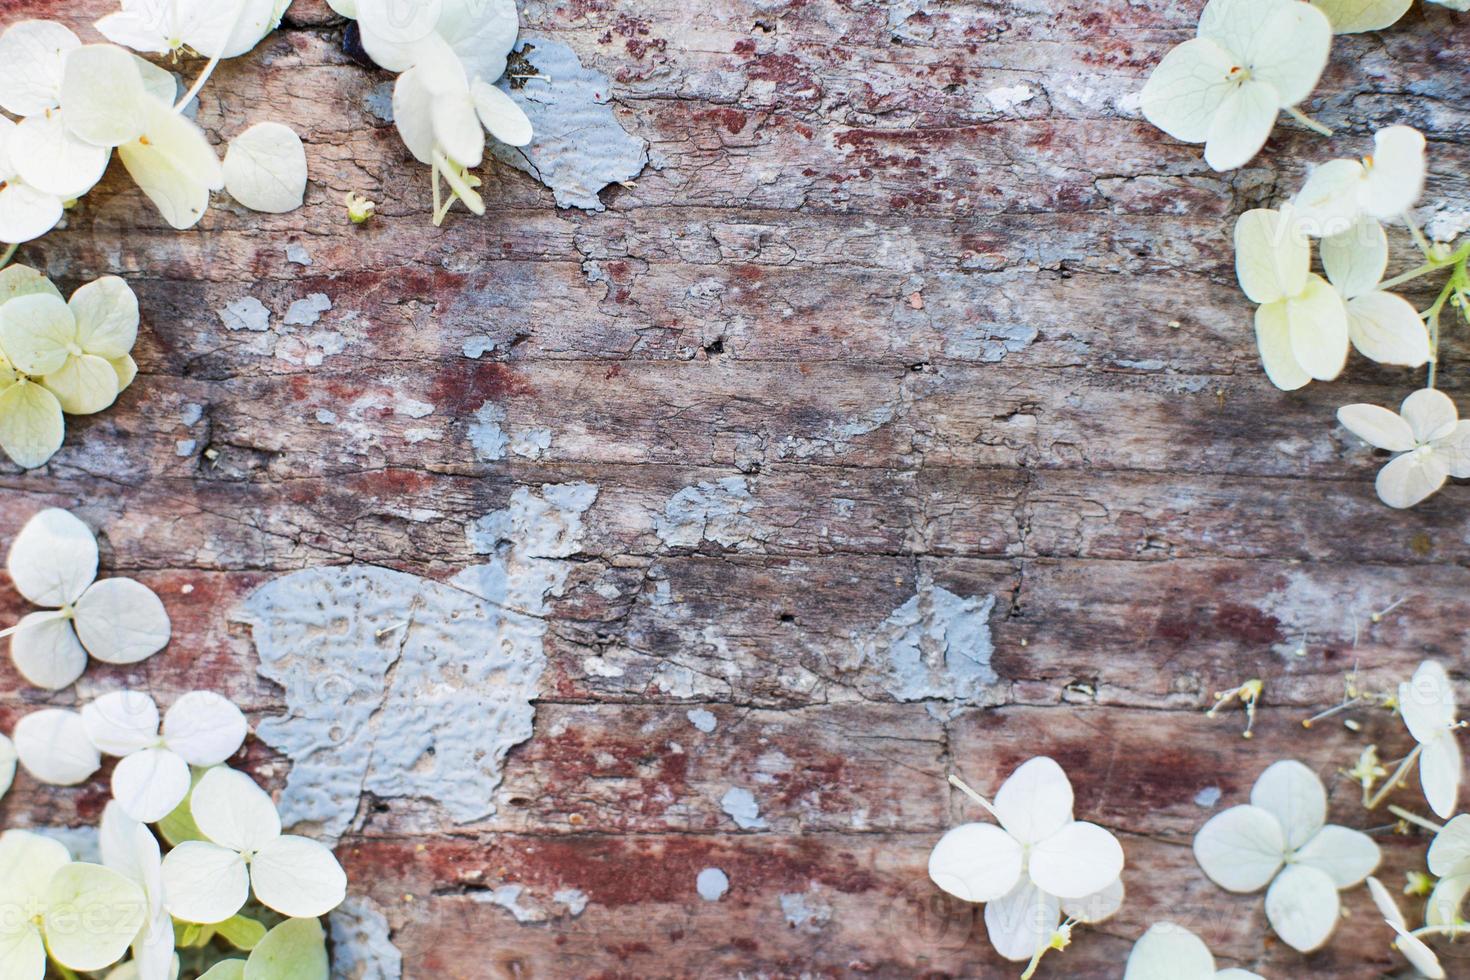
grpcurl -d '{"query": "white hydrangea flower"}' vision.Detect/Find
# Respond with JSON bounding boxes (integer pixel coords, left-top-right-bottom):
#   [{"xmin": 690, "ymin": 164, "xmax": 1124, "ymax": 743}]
[
  {"xmin": 54, "ymin": 43, "xmax": 224, "ymax": 229},
  {"xmin": 1124, "ymin": 922, "xmax": 1264, "ymax": 979},
  {"xmin": 0, "ymin": 829, "xmax": 148, "ymax": 977},
  {"xmin": 0, "ymin": 19, "xmax": 80, "ymax": 118},
  {"xmin": 928, "ymin": 757, "xmax": 1125, "ymax": 962},
  {"xmin": 1140, "ymin": 0, "xmax": 1333, "ymax": 171},
  {"xmin": 98, "ymin": 0, "xmax": 290, "ymax": 60},
  {"xmin": 1320, "ymin": 217, "xmax": 1430, "ymax": 367},
  {"xmin": 100, "ymin": 802, "xmax": 176, "ymax": 980},
  {"xmin": 0, "ymin": 732, "xmax": 15, "ymax": 800},
  {"xmin": 12, "ymin": 708, "xmax": 101, "ymax": 785},
  {"xmin": 1337, "ymin": 390, "xmax": 1470, "ymax": 509},
  {"xmin": 0, "ymin": 275, "xmax": 140, "ymax": 416},
  {"xmin": 0, "ymin": 116, "xmax": 66, "ymax": 246},
  {"xmin": 84, "ymin": 690, "xmax": 249, "ymax": 822},
  {"xmin": 1193, "ymin": 760, "xmax": 1380, "ymax": 952},
  {"xmin": 1293, "ymin": 126, "xmax": 1426, "ymax": 237},
  {"xmin": 1310, "ymin": 0, "xmax": 1412, "ymax": 33},
  {"xmin": 160, "ymin": 766, "xmax": 347, "ymax": 924},
  {"xmin": 4, "ymin": 508, "xmax": 171, "ymax": 690},
  {"xmin": 1427, "ymin": 814, "xmax": 1470, "ymax": 930},
  {"xmin": 1235, "ymin": 207, "xmax": 1349, "ymax": 389},
  {"xmin": 1396, "ymin": 660, "xmax": 1462, "ymax": 817},
  {"xmin": 351, "ymin": 0, "xmax": 520, "ymax": 80},
  {"xmin": 1366, "ymin": 875, "xmax": 1446, "ymax": 979}
]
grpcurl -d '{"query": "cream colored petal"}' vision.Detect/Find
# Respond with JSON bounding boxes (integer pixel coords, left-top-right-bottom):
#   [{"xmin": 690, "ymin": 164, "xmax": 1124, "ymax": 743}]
[
  {"xmin": 10, "ymin": 612, "xmax": 86, "ymax": 689},
  {"xmin": 9, "ymin": 111, "xmax": 110, "ymax": 200},
  {"xmin": 471, "ymin": 80, "xmax": 533, "ymax": 147},
  {"xmin": 1292, "ymin": 158, "xmax": 1367, "ymax": 238},
  {"xmin": 1254, "ymin": 301, "xmax": 1311, "ymax": 391},
  {"xmin": 222, "ymin": 122, "xmax": 308, "ymax": 214},
  {"xmin": 117, "ymin": 100, "xmax": 223, "ymax": 231},
  {"xmin": 1337, "ymin": 404, "xmax": 1415, "ymax": 452},
  {"xmin": 1249, "ymin": 759, "xmax": 1326, "ymax": 852},
  {"xmin": 59, "ymin": 44, "xmax": 149, "ymax": 148},
  {"xmin": 1321, "ymin": 217, "xmax": 1387, "ymax": 299},
  {"xmin": 5, "ymin": 506, "xmax": 96, "ymax": 605},
  {"xmin": 1347, "ymin": 292, "xmax": 1431, "ymax": 367},
  {"xmin": 0, "ymin": 20, "xmax": 80, "ymax": 116},
  {"xmin": 0, "ymin": 182, "xmax": 65, "ymax": 247},
  {"xmin": 1235, "ymin": 209, "xmax": 1309, "ymax": 304},
  {"xmin": 0, "ymin": 379, "xmax": 65, "ymax": 468},
  {"xmin": 1362, "ymin": 125, "xmax": 1426, "ymax": 220},
  {"xmin": 42, "ymin": 863, "xmax": 147, "ymax": 971},
  {"xmin": 1401, "ymin": 388, "xmax": 1459, "ymax": 443},
  {"xmin": 42, "ymin": 353, "xmax": 120, "ymax": 415},
  {"xmin": 70, "ymin": 276, "xmax": 140, "ymax": 359},
  {"xmin": 1242, "ymin": 1, "xmax": 1333, "ymax": 105},
  {"xmin": 1311, "ymin": 0, "xmax": 1413, "ymax": 32},
  {"xmin": 73, "ymin": 577, "xmax": 172, "ymax": 665},
  {"xmin": 1264, "ymin": 863, "xmax": 1339, "ymax": 952},
  {"xmin": 391, "ymin": 67, "xmax": 436, "ymax": 166},
  {"xmin": 1376, "ymin": 449, "xmax": 1448, "ymax": 509},
  {"xmin": 13, "ymin": 708, "xmax": 100, "ymax": 784},
  {"xmin": 1203, "ymin": 80, "xmax": 1279, "ymax": 172},
  {"xmin": 0, "ymin": 292, "xmax": 76, "ymax": 376},
  {"xmin": 1285, "ymin": 274, "xmax": 1349, "ymax": 381}
]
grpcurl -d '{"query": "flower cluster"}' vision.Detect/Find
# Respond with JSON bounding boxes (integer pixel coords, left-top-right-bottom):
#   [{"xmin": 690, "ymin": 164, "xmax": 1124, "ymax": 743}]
[
  {"xmin": 928, "ymin": 757, "xmax": 1125, "ymax": 973},
  {"xmin": 326, "ymin": 0, "xmax": 533, "ymax": 224},
  {"xmin": 3, "ymin": 507, "xmax": 170, "ymax": 687},
  {"xmin": 0, "ymin": 3, "xmax": 306, "ymax": 251},
  {"xmin": 0, "ymin": 266, "xmax": 143, "ymax": 467},
  {"xmin": 0, "ymin": 507, "xmax": 345, "ymax": 978}
]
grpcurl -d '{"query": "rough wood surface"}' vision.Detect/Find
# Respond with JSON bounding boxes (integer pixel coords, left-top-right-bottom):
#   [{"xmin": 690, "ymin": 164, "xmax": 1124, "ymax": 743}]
[{"xmin": 3, "ymin": 0, "xmax": 1470, "ymax": 976}]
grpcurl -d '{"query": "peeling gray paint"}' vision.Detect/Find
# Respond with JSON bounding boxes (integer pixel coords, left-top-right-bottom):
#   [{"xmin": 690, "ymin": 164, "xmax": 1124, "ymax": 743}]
[
  {"xmin": 329, "ymin": 895, "xmax": 402, "ymax": 980},
  {"xmin": 943, "ymin": 322, "xmax": 1037, "ymax": 363},
  {"xmin": 655, "ymin": 477, "xmax": 765, "ymax": 550},
  {"xmin": 779, "ymin": 890, "xmax": 832, "ymax": 931},
  {"xmin": 285, "ymin": 293, "xmax": 333, "ymax": 327},
  {"xmin": 1194, "ymin": 786, "xmax": 1222, "ymax": 808},
  {"xmin": 34, "ymin": 826, "xmax": 100, "ymax": 863},
  {"xmin": 855, "ymin": 585, "xmax": 997, "ymax": 713},
  {"xmin": 721, "ymin": 786, "xmax": 766, "ymax": 830},
  {"xmin": 472, "ymin": 883, "xmax": 592, "ymax": 922},
  {"xmin": 696, "ymin": 867, "xmax": 729, "ymax": 901},
  {"xmin": 220, "ymin": 296, "xmax": 270, "ymax": 332},
  {"xmin": 287, "ymin": 244, "xmax": 313, "ymax": 266},
  {"xmin": 491, "ymin": 40, "xmax": 649, "ymax": 211},
  {"xmin": 686, "ymin": 708, "xmax": 717, "ymax": 733},
  {"xmin": 469, "ymin": 402, "xmax": 554, "ymax": 461},
  {"xmin": 243, "ymin": 483, "xmax": 598, "ymax": 844},
  {"xmin": 364, "ymin": 81, "xmax": 395, "ymax": 123},
  {"xmin": 462, "ymin": 335, "xmax": 499, "ymax": 358}
]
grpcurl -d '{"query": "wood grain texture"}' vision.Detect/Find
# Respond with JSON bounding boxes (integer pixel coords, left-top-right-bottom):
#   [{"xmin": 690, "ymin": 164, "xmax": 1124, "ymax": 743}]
[{"xmin": 2, "ymin": 0, "xmax": 1469, "ymax": 976}]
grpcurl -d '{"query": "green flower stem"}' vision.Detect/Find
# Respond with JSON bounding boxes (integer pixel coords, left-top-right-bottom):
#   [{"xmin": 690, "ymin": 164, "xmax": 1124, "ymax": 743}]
[
  {"xmin": 1366, "ymin": 744, "xmax": 1422, "ymax": 810},
  {"xmin": 1285, "ymin": 105, "xmax": 1333, "ymax": 137},
  {"xmin": 1378, "ymin": 242, "xmax": 1470, "ymax": 291},
  {"xmin": 0, "ymin": 243, "xmax": 17, "ymax": 271},
  {"xmin": 54, "ymin": 965, "xmax": 80, "ymax": 980}
]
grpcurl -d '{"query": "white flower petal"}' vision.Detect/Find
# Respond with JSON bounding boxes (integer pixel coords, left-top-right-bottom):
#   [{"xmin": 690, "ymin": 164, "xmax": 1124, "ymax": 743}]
[
  {"xmin": 1401, "ymin": 388, "xmax": 1459, "ymax": 444},
  {"xmin": 1389, "ymin": 920, "xmax": 1446, "ymax": 978},
  {"xmin": 0, "ymin": 828, "xmax": 72, "ymax": 903},
  {"xmin": 0, "ymin": 20, "xmax": 80, "ymax": 116},
  {"xmin": 132, "ymin": 56, "xmax": 179, "ymax": 106},
  {"xmin": 1321, "ymin": 217, "xmax": 1386, "ymax": 299},
  {"xmin": 1311, "ymin": 0, "xmax": 1413, "ymax": 32},
  {"xmin": 1203, "ymin": 80, "xmax": 1279, "ymax": 172},
  {"xmin": 70, "ymin": 276, "xmax": 140, "ymax": 360},
  {"xmin": 43, "ymin": 863, "xmax": 148, "ymax": 971},
  {"xmin": 6, "ymin": 507, "xmax": 95, "ymax": 607},
  {"xmin": 1293, "ymin": 158, "xmax": 1368, "ymax": 238},
  {"xmin": 59, "ymin": 44, "xmax": 150, "ymax": 148},
  {"xmin": 42, "ymin": 353, "xmax": 121, "ymax": 415},
  {"xmin": 355, "ymin": 0, "xmax": 441, "ymax": 71},
  {"xmin": 250, "ymin": 835, "xmax": 348, "ymax": 918},
  {"xmin": 1293, "ymin": 824, "xmax": 1380, "ymax": 887},
  {"xmin": 163, "ymin": 691, "xmax": 248, "ymax": 766},
  {"xmin": 1429, "ymin": 814, "xmax": 1470, "ymax": 876},
  {"xmin": 1123, "ymin": 922, "xmax": 1216, "ymax": 980},
  {"xmin": 1059, "ymin": 876, "xmax": 1123, "ymax": 924},
  {"xmin": 113, "ymin": 748, "xmax": 193, "ymax": 823},
  {"xmin": 1241, "ymin": 1, "xmax": 1332, "ymax": 105},
  {"xmin": 1285, "ymin": 275, "xmax": 1349, "ymax": 381},
  {"xmin": 0, "ymin": 180, "xmax": 65, "ymax": 246},
  {"xmin": 111, "ymin": 354, "xmax": 139, "ymax": 394},
  {"xmin": 82, "ymin": 690, "xmax": 161, "ymax": 755},
  {"xmin": 180, "ymin": 0, "xmax": 284, "ymax": 59},
  {"xmin": 1426, "ymin": 870, "xmax": 1470, "ymax": 927},
  {"xmin": 0, "ymin": 734, "xmax": 15, "ymax": 800},
  {"xmin": 1193, "ymin": 804, "xmax": 1285, "ymax": 893},
  {"xmin": 1254, "ymin": 301, "xmax": 1311, "ymax": 391},
  {"xmin": 134, "ymin": 907, "xmax": 176, "ymax": 980},
  {"xmin": 0, "ymin": 263, "xmax": 62, "ymax": 304},
  {"xmin": 1362, "ymin": 125, "xmax": 1426, "ymax": 220},
  {"xmin": 1197, "ymin": 0, "xmax": 1284, "ymax": 53},
  {"xmin": 1264, "ymin": 862, "xmax": 1339, "ymax": 952},
  {"xmin": 74, "ymin": 577, "xmax": 172, "ymax": 665},
  {"xmin": 160, "ymin": 840, "xmax": 249, "ymax": 925},
  {"xmin": 471, "ymin": 80, "xmax": 533, "ymax": 147},
  {"xmin": 391, "ymin": 67, "xmax": 436, "ymax": 166},
  {"xmin": 983, "ymin": 876, "xmax": 1059, "ymax": 963},
  {"xmin": 0, "ymin": 921, "xmax": 44, "ymax": 979},
  {"xmin": 442, "ymin": 0, "xmax": 520, "ymax": 82},
  {"xmin": 1431, "ymin": 421, "xmax": 1470, "ymax": 479},
  {"xmin": 926, "ymin": 822, "xmax": 1024, "ymax": 903},
  {"xmin": 222, "ymin": 122, "xmax": 308, "ymax": 214},
  {"xmin": 1235, "ymin": 208, "xmax": 1309, "ymax": 304},
  {"xmin": 1250, "ymin": 760, "xmax": 1327, "ymax": 851},
  {"xmin": 13, "ymin": 708, "xmax": 100, "ymax": 785},
  {"xmin": 99, "ymin": 801, "xmax": 163, "ymax": 905},
  {"xmin": 1139, "ymin": 37, "xmax": 1236, "ymax": 144},
  {"xmin": 0, "ymin": 292, "xmax": 76, "ymax": 376},
  {"xmin": 1421, "ymin": 733, "xmax": 1462, "ymax": 820},
  {"xmin": 1376, "ymin": 449, "xmax": 1448, "ymax": 509},
  {"xmin": 95, "ymin": 11, "xmax": 173, "ymax": 55},
  {"xmin": 10, "ymin": 612, "xmax": 87, "ymax": 690},
  {"xmin": 432, "ymin": 94, "xmax": 485, "ymax": 169},
  {"xmin": 1366, "ymin": 875, "xmax": 1405, "ymax": 927},
  {"xmin": 1028, "ymin": 821, "xmax": 1125, "ymax": 899},
  {"xmin": 9, "ymin": 111, "xmax": 110, "ymax": 200},
  {"xmin": 191, "ymin": 766, "xmax": 281, "ymax": 853},
  {"xmin": 117, "ymin": 99, "xmax": 223, "ymax": 231},
  {"xmin": 1337, "ymin": 404, "xmax": 1416, "ymax": 452},
  {"xmin": 1347, "ymin": 293, "xmax": 1431, "ymax": 367},
  {"xmin": 992, "ymin": 756, "xmax": 1074, "ymax": 844}
]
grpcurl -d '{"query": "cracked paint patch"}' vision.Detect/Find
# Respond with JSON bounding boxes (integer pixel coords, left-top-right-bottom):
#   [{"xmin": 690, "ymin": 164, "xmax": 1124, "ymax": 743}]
[
  {"xmin": 285, "ymin": 292, "xmax": 333, "ymax": 327},
  {"xmin": 472, "ymin": 884, "xmax": 591, "ymax": 923},
  {"xmin": 779, "ymin": 888, "xmax": 833, "ymax": 932},
  {"xmin": 329, "ymin": 895, "xmax": 402, "ymax": 980},
  {"xmin": 655, "ymin": 476, "xmax": 765, "ymax": 550},
  {"xmin": 469, "ymin": 402, "xmax": 552, "ymax": 461},
  {"xmin": 686, "ymin": 708, "xmax": 717, "ymax": 733},
  {"xmin": 696, "ymin": 868, "xmax": 729, "ymax": 901},
  {"xmin": 854, "ymin": 585, "xmax": 998, "ymax": 713},
  {"xmin": 220, "ymin": 296, "xmax": 270, "ymax": 332},
  {"xmin": 241, "ymin": 483, "xmax": 598, "ymax": 844},
  {"xmin": 721, "ymin": 786, "xmax": 767, "ymax": 830},
  {"xmin": 491, "ymin": 40, "xmax": 649, "ymax": 210}
]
